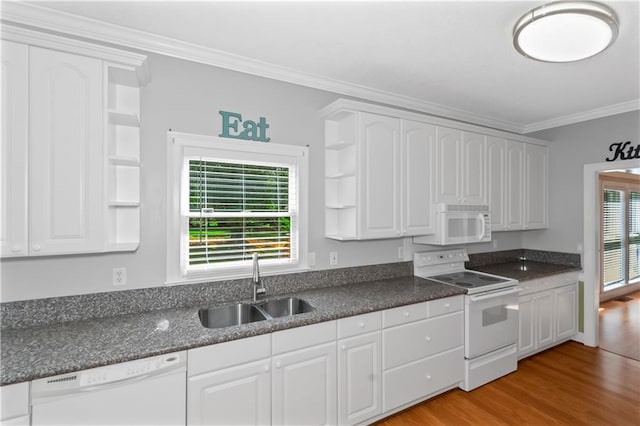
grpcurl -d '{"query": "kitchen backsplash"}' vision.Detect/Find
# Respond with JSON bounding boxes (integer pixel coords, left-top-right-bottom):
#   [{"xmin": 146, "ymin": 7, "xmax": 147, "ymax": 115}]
[{"xmin": 0, "ymin": 261, "xmax": 412, "ymax": 329}]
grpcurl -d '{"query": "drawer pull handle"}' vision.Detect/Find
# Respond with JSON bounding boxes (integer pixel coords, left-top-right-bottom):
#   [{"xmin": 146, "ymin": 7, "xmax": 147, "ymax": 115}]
[
  {"xmin": 444, "ymin": 303, "xmax": 450, "ymax": 308},
  {"xmin": 426, "ymin": 374, "xmax": 432, "ymax": 380},
  {"xmin": 404, "ymin": 312, "xmax": 410, "ymax": 317},
  {"xmin": 425, "ymin": 336, "xmax": 431, "ymax": 342},
  {"xmin": 358, "ymin": 322, "xmax": 365, "ymax": 328}
]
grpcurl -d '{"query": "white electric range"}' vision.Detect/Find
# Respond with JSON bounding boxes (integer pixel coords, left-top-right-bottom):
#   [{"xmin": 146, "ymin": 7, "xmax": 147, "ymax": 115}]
[{"xmin": 414, "ymin": 248, "xmax": 520, "ymax": 391}]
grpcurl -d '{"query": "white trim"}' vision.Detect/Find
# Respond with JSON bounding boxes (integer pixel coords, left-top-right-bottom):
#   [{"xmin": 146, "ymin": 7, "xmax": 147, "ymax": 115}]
[
  {"xmin": 321, "ymin": 98, "xmax": 551, "ymax": 146},
  {"xmin": 524, "ymin": 100, "xmax": 640, "ymax": 133},
  {"xmin": 166, "ymin": 132, "xmax": 309, "ymax": 285},
  {"xmin": 3, "ymin": 2, "xmax": 637, "ymax": 134},
  {"xmin": 582, "ymin": 158, "xmax": 640, "ymax": 348}
]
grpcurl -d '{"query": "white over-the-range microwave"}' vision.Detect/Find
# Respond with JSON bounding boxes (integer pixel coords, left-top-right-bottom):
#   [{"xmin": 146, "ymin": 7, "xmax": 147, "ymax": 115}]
[{"xmin": 413, "ymin": 204, "xmax": 491, "ymax": 245}]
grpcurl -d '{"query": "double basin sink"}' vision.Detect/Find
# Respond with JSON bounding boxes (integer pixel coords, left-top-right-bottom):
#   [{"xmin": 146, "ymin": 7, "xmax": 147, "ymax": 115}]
[{"xmin": 199, "ymin": 297, "xmax": 314, "ymax": 329}]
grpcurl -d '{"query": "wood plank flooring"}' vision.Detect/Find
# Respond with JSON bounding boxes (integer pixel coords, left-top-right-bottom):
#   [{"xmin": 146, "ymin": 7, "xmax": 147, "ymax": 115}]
[
  {"xmin": 375, "ymin": 342, "xmax": 640, "ymax": 425},
  {"xmin": 600, "ymin": 290, "xmax": 640, "ymax": 361}
]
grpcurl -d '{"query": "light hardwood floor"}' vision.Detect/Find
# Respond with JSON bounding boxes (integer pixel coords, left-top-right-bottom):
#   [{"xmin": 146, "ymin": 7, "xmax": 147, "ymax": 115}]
[
  {"xmin": 600, "ymin": 290, "xmax": 640, "ymax": 361},
  {"xmin": 375, "ymin": 342, "xmax": 640, "ymax": 425}
]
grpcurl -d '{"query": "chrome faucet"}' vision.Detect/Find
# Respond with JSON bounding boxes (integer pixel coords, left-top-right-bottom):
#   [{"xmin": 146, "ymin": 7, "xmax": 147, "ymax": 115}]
[{"xmin": 252, "ymin": 253, "xmax": 266, "ymax": 302}]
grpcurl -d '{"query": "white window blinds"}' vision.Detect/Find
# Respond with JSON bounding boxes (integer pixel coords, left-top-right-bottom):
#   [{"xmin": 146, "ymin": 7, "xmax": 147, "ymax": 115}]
[
  {"xmin": 602, "ymin": 189, "xmax": 625, "ymax": 288},
  {"xmin": 186, "ymin": 159, "xmax": 294, "ymax": 268}
]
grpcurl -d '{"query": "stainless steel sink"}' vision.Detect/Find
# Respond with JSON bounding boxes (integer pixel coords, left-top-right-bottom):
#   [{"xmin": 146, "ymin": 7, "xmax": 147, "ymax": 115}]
[
  {"xmin": 199, "ymin": 303, "xmax": 267, "ymax": 329},
  {"xmin": 256, "ymin": 297, "xmax": 315, "ymax": 318}
]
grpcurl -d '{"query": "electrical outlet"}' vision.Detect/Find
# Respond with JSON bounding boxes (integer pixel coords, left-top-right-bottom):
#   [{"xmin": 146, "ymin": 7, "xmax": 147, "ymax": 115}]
[
  {"xmin": 329, "ymin": 251, "xmax": 338, "ymax": 266},
  {"xmin": 113, "ymin": 267, "xmax": 127, "ymax": 286}
]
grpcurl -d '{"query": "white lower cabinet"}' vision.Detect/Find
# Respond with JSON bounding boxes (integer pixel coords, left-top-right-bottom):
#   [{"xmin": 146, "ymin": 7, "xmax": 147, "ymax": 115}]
[
  {"xmin": 337, "ymin": 312, "xmax": 383, "ymax": 425},
  {"xmin": 381, "ymin": 297, "xmax": 464, "ymax": 413},
  {"xmin": 1, "ymin": 382, "xmax": 30, "ymax": 425},
  {"xmin": 518, "ymin": 273, "xmax": 578, "ymax": 359},
  {"xmin": 187, "ymin": 334, "xmax": 272, "ymax": 425}
]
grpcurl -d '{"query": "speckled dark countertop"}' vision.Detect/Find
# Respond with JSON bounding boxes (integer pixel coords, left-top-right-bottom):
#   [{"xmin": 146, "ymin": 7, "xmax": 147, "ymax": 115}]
[
  {"xmin": 0, "ymin": 276, "xmax": 462, "ymax": 386},
  {"xmin": 467, "ymin": 261, "xmax": 581, "ymax": 281},
  {"xmin": 466, "ymin": 249, "xmax": 582, "ymax": 281}
]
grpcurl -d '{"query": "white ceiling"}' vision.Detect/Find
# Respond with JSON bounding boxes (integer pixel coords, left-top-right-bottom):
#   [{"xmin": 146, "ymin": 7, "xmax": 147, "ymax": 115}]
[{"xmin": 5, "ymin": 0, "xmax": 640, "ymax": 133}]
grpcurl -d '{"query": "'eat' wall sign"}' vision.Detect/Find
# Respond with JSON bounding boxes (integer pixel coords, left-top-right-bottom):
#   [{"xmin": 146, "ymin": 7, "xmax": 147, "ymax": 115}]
[{"xmin": 219, "ymin": 110, "xmax": 270, "ymax": 142}]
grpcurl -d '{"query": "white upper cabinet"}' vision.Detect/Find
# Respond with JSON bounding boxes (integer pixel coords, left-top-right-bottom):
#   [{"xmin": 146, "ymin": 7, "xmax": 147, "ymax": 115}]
[
  {"xmin": 401, "ymin": 120, "xmax": 435, "ymax": 236},
  {"xmin": 505, "ymin": 140, "xmax": 525, "ymax": 230},
  {"xmin": 324, "ymin": 111, "xmax": 434, "ymax": 240},
  {"xmin": 485, "ymin": 136, "xmax": 506, "ymax": 231},
  {"xmin": 0, "ymin": 28, "xmax": 147, "ymax": 257},
  {"xmin": 435, "ymin": 127, "xmax": 486, "ymax": 205},
  {"xmin": 1, "ymin": 41, "xmax": 28, "ymax": 257},
  {"xmin": 359, "ymin": 113, "xmax": 402, "ymax": 239},
  {"xmin": 29, "ymin": 47, "xmax": 104, "ymax": 255},
  {"xmin": 524, "ymin": 143, "xmax": 549, "ymax": 229},
  {"xmin": 321, "ymin": 99, "xmax": 548, "ymax": 239}
]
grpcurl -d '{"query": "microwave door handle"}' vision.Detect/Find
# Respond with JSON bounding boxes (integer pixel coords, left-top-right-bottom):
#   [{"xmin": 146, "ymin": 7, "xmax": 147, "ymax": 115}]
[{"xmin": 478, "ymin": 213, "xmax": 486, "ymax": 240}]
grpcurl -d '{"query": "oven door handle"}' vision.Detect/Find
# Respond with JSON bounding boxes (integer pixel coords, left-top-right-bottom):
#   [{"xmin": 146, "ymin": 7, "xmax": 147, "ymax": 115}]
[{"xmin": 469, "ymin": 287, "xmax": 521, "ymax": 301}]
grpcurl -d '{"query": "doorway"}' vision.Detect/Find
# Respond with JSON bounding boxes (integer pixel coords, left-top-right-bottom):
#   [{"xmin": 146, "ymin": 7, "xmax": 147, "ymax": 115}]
[{"xmin": 583, "ymin": 159, "xmax": 640, "ymax": 349}]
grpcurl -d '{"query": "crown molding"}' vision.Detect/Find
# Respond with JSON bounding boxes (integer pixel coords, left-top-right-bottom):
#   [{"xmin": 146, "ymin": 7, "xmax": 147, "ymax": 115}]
[
  {"xmin": 523, "ymin": 99, "xmax": 640, "ymax": 133},
  {"xmin": 0, "ymin": 1, "xmax": 525, "ymax": 134}
]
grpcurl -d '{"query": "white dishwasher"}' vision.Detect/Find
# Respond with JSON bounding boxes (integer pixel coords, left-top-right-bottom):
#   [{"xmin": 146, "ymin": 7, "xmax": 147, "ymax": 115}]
[{"xmin": 31, "ymin": 351, "xmax": 186, "ymax": 425}]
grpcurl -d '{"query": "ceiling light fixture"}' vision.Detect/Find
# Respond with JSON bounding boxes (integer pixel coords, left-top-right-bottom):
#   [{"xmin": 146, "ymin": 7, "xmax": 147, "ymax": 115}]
[{"xmin": 513, "ymin": 1, "xmax": 619, "ymax": 62}]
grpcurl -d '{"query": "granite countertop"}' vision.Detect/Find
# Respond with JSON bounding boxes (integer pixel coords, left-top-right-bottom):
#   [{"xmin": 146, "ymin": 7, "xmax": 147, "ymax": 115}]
[
  {"xmin": 468, "ymin": 260, "xmax": 582, "ymax": 281},
  {"xmin": 0, "ymin": 276, "xmax": 463, "ymax": 386}
]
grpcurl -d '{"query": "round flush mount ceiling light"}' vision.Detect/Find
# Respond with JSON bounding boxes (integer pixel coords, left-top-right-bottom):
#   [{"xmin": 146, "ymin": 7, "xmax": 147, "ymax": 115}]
[{"xmin": 513, "ymin": 1, "xmax": 619, "ymax": 62}]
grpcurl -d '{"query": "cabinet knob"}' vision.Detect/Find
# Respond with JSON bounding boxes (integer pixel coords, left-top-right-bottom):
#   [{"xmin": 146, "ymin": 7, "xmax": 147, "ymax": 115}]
[
  {"xmin": 263, "ymin": 365, "xmax": 270, "ymax": 372},
  {"xmin": 425, "ymin": 336, "xmax": 431, "ymax": 342},
  {"xmin": 425, "ymin": 374, "xmax": 432, "ymax": 380},
  {"xmin": 341, "ymin": 344, "xmax": 347, "ymax": 350},
  {"xmin": 11, "ymin": 245, "xmax": 21, "ymax": 253},
  {"xmin": 275, "ymin": 362, "xmax": 282, "ymax": 369},
  {"xmin": 358, "ymin": 322, "xmax": 365, "ymax": 328},
  {"xmin": 404, "ymin": 312, "xmax": 410, "ymax": 317},
  {"xmin": 444, "ymin": 303, "xmax": 451, "ymax": 308},
  {"xmin": 32, "ymin": 244, "xmax": 41, "ymax": 252}
]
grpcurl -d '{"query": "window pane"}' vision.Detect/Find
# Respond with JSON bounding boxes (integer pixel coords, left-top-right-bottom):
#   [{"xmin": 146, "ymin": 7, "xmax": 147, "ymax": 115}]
[
  {"xmin": 629, "ymin": 191, "xmax": 640, "ymax": 282},
  {"xmin": 189, "ymin": 217, "xmax": 291, "ymax": 265},
  {"xmin": 603, "ymin": 189, "xmax": 624, "ymax": 288},
  {"xmin": 189, "ymin": 160, "xmax": 289, "ymax": 213}
]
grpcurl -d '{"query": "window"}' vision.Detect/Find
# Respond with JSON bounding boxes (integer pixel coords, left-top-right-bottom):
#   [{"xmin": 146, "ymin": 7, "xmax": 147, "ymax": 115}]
[
  {"xmin": 167, "ymin": 132, "xmax": 308, "ymax": 283},
  {"xmin": 600, "ymin": 174, "xmax": 640, "ymax": 292}
]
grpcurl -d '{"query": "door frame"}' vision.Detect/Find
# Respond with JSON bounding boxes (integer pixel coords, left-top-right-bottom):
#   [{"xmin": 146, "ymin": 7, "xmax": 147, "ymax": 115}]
[{"xmin": 583, "ymin": 158, "xmax": 639, "ymax": 347}]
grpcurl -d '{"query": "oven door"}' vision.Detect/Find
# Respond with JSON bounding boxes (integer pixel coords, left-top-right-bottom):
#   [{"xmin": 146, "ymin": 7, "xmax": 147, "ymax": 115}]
[{"xmin": 465, "ymin": 287, "xmax": 519, "ymax": 359}]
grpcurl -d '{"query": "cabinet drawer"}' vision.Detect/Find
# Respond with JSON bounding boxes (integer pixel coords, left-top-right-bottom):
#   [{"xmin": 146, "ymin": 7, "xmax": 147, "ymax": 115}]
[
  {"xmin": 272, "ymin": 320, "xmax": 337, "ymax": 355},
  {"xmin": 338, "ymin": 311, "xmax": 382, "ymax": 339},
  {"xmin": 383, "ymin": 312, "xmax": 463, "ymax": 370},
  {"xmin": 188, "ymin": 334, "xmax": 271, "ymax": 376},
  {"xmin": 0, "ymin": 382, "xmax": 29, "ymax": 421},
  {"xmin": 427, "ymin": 295, "xmax": 463, "ymax": 317},
  {"xmin": 382, "ymin": 302, "xmax": 426, "ymax": 328},
  {"xmin": 383, "ymin": 347, "xmax": 463, "ymax": 412}
]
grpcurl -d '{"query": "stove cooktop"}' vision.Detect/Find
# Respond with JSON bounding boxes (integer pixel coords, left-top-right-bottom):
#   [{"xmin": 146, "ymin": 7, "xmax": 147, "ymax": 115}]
[{"xmin": 426, "ymin": 270, "xmax": 516, "ymax": 294}]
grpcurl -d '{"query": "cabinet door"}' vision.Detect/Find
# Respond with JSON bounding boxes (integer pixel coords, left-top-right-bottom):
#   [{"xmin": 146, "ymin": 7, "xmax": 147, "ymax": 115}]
[
  {"xmin": 29, "ymin": 47, "xmax": 104, "ymax": 255},
  {"xmin": 401, "ymin": 120, "xmax": 435, "ymax": 236},
  {"xmin": 518, "ymin": 294, "xmax": 535, "ymax": 358},
  {"xmin": 187, "ymin": 359, "xmax": 271, "ymax": 425},
  {"xmin": 536, "ymin": 291, "xmax": 555, "ymax": 349},
  {"xmin": 505, "ymin": 140, "xmax": 524, "ymax": 230},
  {"xmin": 486, "ymin": 136, "xmax": 506, "ymax": 231},
  {"xmin": 272, "ymin": 342, "xmax": 337, "ymax": 426},
  {"xmin": 461, "ymin": 131, "xmax": 486, "ymax": 204},
  {"xmin": 359, "ymin": 113, "xmax": 401, "ymax": 239},
  {"xmin": 1, "ymin": 41, "xmax": 28, "ymax": 257},
  {"xmin": 435, "ymin": 126, "xmax": 461, "ymax": 204},
  {"xmin": 338, "ymin": 332, "xmax": 382, "ymax": 425},
  {"xmin": 555, "ymin": 285, "xmax": 577, "ymax": 341},
  {"xmin": 525, "ymin": 144, "xmax": 549, "ymax": 229}
]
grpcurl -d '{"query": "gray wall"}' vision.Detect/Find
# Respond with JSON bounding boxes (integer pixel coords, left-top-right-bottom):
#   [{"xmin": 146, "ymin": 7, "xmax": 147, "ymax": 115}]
[
  {"xmin": 6, "ymin": 52, "xmax": 628, "ymax": 302},
  {"xmin": 526, "ymin": 110, "xmax": 640, "ymax": 253}
]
